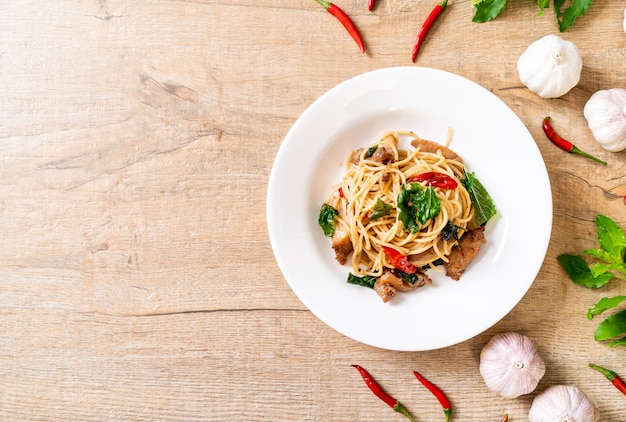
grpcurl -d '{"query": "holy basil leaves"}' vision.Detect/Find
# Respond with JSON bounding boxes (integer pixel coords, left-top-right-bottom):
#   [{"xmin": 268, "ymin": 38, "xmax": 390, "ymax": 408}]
[
  {"xmin": 318, "ymin": 203, "xmax": 338, "ymax": 237},
  {"xmin": 397, "ymin": 183, "xmax": 441, "ymax": 233},
  {"xmin": 347, "ymin": 273, "xmax": 377, "ymax": 289},
  {"xmin": 462, "ymin": 171, "xmax": 496, "ymax": 227},
  {"xmin": 558, "ymin": 215, "xmax": 626, "ymax": 348},
  {"xmin": 471, "ymin": 0, "xmax": 593, "ymax": 32},
  {"xmin": 370, "ymin": 198, "xmax": 392, "ymax": 221}
]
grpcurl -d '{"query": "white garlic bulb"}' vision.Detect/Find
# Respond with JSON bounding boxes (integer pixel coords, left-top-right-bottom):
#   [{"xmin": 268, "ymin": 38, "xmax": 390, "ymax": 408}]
[
  {"xmin": 517, "ymin": 35, "xmax": 582, "ymax": 98},
  {"xmin": 583, "ymin": 88, "xmax": 626, "ymax": 152},
  {"xmin": 623, "ymin": 7, "xmax": 626, "ymax": 33},
  {"xmin": 529, "ymin": 385, "xmax": 599, "ymax": 422},
  {"xmin": 479, "ymin": 332, "xmax": 545, "ymax": 398}
]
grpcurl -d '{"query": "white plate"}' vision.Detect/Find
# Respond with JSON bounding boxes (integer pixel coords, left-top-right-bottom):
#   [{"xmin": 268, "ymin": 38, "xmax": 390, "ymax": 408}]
[{"xmin": 266, "ymin": 67, "xmax": 552, "ymax": 351}]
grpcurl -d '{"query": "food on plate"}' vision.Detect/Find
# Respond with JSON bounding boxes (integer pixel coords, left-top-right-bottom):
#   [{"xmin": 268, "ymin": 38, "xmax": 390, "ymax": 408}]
[{"xmin": 318, "ymin": 131, "xmax": 496, "ymax": 302}]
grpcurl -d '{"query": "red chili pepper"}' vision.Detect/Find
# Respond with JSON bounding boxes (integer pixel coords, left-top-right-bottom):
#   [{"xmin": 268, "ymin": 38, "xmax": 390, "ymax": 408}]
[
  {"xmin": 338, "ymin": 187, "xmax": 344, "ymax": 198},
  {"xmin": 542, "ymin": 117, "xmax": 607, "ymax": 165},
  {"xmin": 589, "ymin": 363, "xmax": 626, "ymax": 395},
  {"xmin": 368, "ymin": 0, "xmax": 375, "ymax": 11},
  {"xmin": 413, "ymin": 371, "xmax": 452, "ymax": 422},
  {"xmin": 352, "ymin": 365, "xmax": 416, "ymax": 422},
  {"xmin": 408, "ymin": 172, "xmax": 458, "ymax": 189},
  {"xmin": 382, "ymin": 246, "xmax": 417, "ymax": 274},
  {"xmin": 411, "ymin": 0, "xmax": 448, "ymax": 62},
  {"xmin": 501, "ymin": 415, "xmax": 509, "ymax": 422},
  {"xmin": 315, "ymin": 0, "xmax": 365, "ymax": 53}
]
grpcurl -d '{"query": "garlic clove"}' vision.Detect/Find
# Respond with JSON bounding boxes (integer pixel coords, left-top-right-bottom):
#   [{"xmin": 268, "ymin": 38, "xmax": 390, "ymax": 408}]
[
  {"xmin": 583, "ymin": 88, "xmax": 626, "ymax": 152},
  {"xmin": 528, "ymin": 385, "xmax": 599, "ymax": 422},
  {"xmin": 517, "ymin": 35, "xmax": 582, "ymax": 98},
  {"xmin": 479, "ymin": 332, "xmax": 545, "ymax": 399}
]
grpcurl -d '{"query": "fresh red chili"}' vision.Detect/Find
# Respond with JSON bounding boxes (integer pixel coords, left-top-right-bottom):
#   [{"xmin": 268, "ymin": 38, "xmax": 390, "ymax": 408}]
[
  {"xmin": 338, "ymin": 187, "xmax": 344, "ymax": 198},
  {"xmin": 411, "ymin": 0, "xmax": 448, "ymax": 62},
  {"xmin": 413, "ymin": 371, "xmax": 451, "ymax": 422},
  {"xmin": 408, "ymin": 172, "xmax": 458, "ymax": 189},
  {"xmin": 542, "ymin": 116, "xmax": 607, "ymax": 165},
  {"xmin": 501, "ymin": 415, "xmax": 509, "ymax": 422},
  {"xmin": 589, "ymin": 363, "xmax": 626, "ymax": 395},
  {"xmin": 315, "ymin": 0, "xmax": 365, "ymax": 53},
  {"xmin": 352, "ymin": 365, "xmax": 416, "ymax": 422},
  {"xmin": 382, "ymin": 246, "xmax": 417, "ymax": 274},
  {"xmin": 368, "ymin": 0, "xmax": 375, "ymax": 11}
]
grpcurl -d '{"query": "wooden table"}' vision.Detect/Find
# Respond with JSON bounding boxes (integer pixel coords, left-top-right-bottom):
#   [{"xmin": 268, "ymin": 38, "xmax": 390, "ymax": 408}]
[{"xmin": 2, "ymin": 1, "xmax": 625, "ymax": 420}]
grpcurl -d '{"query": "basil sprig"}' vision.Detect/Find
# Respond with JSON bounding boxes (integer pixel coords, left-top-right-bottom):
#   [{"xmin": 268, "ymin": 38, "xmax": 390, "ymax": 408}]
[{"xmin": 397, "ymin": 183, "xmax": 441, "ymax": 233}]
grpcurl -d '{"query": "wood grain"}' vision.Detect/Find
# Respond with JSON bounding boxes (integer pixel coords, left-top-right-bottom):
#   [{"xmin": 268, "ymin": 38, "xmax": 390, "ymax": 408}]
[{"xmin": 1, "ymin": 0, "xmax": 625, "ymax": 420}]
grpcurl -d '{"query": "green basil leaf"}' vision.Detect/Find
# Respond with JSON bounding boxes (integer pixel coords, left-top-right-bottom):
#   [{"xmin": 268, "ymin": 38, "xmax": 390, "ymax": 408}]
[
  {"xmin": 587, "ymin": 296, "xmax": 626, "ymax": 320},
  {"xmin": 463, "ymin": 171, "xmax": 496, "ymax": 226},
  {"xmin": 441, "ymin": 221, "xmax": 461, "ymax": 241},
  {"xmin": 415, "ymin": 186, "xmax": 441, "ymax": 226},
  {"xmin": 556, "ymin": 254, "xmax": 614, "ymax": 289},
  {"xmin": 471, "ymin": 0, "xmax": 507, "ymax": 23},
  {"xmin": 397, "ymin": 183, "xmax": 422, "ymax": 234},
  {"xmin": 554, "ymin": 0, "xmax": 593, "ymax": 32},
  {"xmin": 365, "ymin": 145, "xmax": 378, "ymax": 158},
  {"xmin": 610, "ymin": 337, "xmax": 626, "ymax": 349},
  {"xmin": 536, "ymin": 0, "xmax": 550, "ymax": 13},
  {"xmin": 594, "ymin": 309, "xmax": 626, "ymax": 342},
  {"xmin": 346, "ymin": 273, "xmax": 377, "ymax": 289},
  {"xmin": 318, "ymin": 203, "xmax": 338, "ymax": 237},
  {"xmin": 370, "ymin": 198, "xmax": 392, "ymax": 221},
  {"xmin": 595, "ymin": 214, "xmax": 626, "ymax": 264}
]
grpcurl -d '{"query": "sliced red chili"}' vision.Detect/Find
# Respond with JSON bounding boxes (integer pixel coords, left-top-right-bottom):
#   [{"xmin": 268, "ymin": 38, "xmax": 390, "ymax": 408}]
[
  {"xmin": 338, "ymin": 187, "xmax": 344, "ymax": 198},
  {"xmin": 382, "ymin": 246, "xmax": 417, "ymax": 274},
  {"xmin": 315, "ymin": 0, "xmax": 365, "ymax": 53},
  {"xmin": 542, "ymin": 116, "xmax": 607, "ymax": 165},
  {"xmin": 412, "ymin": 0, "xmax": 448, "ymax": 62},
  {"xmin": 408, "ymin": 172, "xmax": 458, "ymax": 189}
]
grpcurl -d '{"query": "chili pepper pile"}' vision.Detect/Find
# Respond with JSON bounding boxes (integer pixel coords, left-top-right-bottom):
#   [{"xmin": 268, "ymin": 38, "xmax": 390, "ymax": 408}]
[
  {"xmin": 352, "ymin": 365, "xmax": 452, "ymax": 421},
  {"xmin": 313, "ymin": 0, "xmax": 450, "ymax": 58}
]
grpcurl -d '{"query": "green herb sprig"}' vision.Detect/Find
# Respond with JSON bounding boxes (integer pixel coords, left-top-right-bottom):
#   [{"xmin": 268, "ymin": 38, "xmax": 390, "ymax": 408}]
[
  {"xmin": 557, "ymin": 215, "xmax": 626, "ymax": 348},
  {"xmin": 471, "ymin": 0, "xmax": 593, "ymax": 32}
]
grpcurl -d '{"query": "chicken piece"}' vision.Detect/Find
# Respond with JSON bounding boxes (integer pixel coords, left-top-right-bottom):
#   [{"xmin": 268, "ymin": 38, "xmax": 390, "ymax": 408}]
[
  {"xmin": 331, "ymin": 228, "xmax": 353, "ymax": 265},
  {"xmin": 410, "ymin": 139, "xmax": 462, "ymax": 163},
  {"xmin": 373, "ymin": 270, "xmax": 432, "ymax": 302},
  {"xmin": 349, "ymin": 148, "xmax": 364, "ymax": 165},
  {"xmin": 444, "ymin": 227, "xmax": 485, "ymax": 280}
]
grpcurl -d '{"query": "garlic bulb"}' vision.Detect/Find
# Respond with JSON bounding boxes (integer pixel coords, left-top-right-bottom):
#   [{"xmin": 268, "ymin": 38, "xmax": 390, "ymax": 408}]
[
  {"xmin": 517, "ymin": 35, "xmax": 582, "ymax": 98},
  {"xmin": 583, "ymin": 88, "xmax": 626, "ymax": 152},
  {"xmin": 479, "ymin": 332, "xmax": 545, "ymax": 398},
  {"xmin": 623, "ymin": 7, "xmax": 626, "ymax": 33},
  {"xmin": 529, "ymin": 385, "xmax": 599, "ymax": 422}
]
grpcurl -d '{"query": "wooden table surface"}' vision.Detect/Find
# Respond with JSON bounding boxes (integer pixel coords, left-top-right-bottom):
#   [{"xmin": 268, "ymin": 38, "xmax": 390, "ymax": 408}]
[{"xmin": 2, "ymin": 1, "xmax": 625, "ymax": 420}]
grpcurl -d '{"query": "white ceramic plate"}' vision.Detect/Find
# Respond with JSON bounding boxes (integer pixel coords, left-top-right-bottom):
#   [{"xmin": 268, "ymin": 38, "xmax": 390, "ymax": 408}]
[{"xmin": 267, "ymin": 67, "xmax": 552, "ymax": 351}]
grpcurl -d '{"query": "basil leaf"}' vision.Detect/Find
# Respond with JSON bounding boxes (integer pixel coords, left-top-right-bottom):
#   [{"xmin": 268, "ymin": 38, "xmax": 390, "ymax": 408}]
[
  {"xmin": 536, "ymin": 0, "xmax": 550, "ymax": 13},
  {"xmin": 397, "ymin": 183, "xmax": 441, "ymax": 233},
  {"xmin": 318, "ymin": 203, "xmax": 338, "ymax": 237},
  {"xmin": 463, "ymin": 171, "xmax": 496, "ymax": 226},
  {"xmin": 415, "ymin": 186, "xmax": 441, "ymax": 226},
  {"xmin": 397, "ymin": 183, "xmax": 422, "ymax": 234},
  {"xmin": 471, "ymin": 0, "xmax": 507, "ymax": 23},
  {"xmin": 442, "ymin": 221, "xmax": 461, "ymax": 241},
  {"xmin": 610, "ymin": 337, "xmax": 626, "ymax": 349},
  {"xmin": 370, "ymin": 198, "xmax": 392, "ymax": 221},
  {"xmin": 556, "ymin": 254, "xmax": 614, "ymax": 289},
  {"xmin": 554, "ymin": 0, "xmax": 593, "ymax": 32},
  {"xmin": 587, "ymin": 296, "xmax": 626, "ymax": 320},
  {"xmin": 594, "ymin": 309, "xmax": 626, "ymax": 342},
  {"xmin": 347, "ymin": 273, "xmax": 377, "ymax": 289},
  {"xmin": 595, "ymin": 214, "xmax": 626, "ymax": 264},
  {"xmin": 365, "ymin": 145, "xmax": 378, "ymax": 158}
]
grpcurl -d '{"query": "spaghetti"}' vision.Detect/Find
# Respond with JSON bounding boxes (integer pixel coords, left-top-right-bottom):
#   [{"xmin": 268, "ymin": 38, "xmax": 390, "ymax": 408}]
[{"xmin": 319, "ymin": 131, "xmax": 494, "ymax": 302}]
